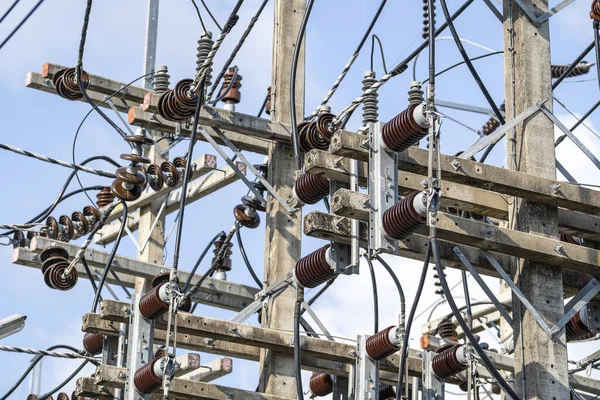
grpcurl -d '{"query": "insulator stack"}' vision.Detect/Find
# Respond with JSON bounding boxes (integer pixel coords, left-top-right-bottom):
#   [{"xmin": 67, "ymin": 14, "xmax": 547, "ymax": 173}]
[
  {"xmin": 566, "ymin": 311, "xmax": 595, "ymax": 341},
  {"xmin": 592, "ymin": 1, "xmax": 600, "ymax": 21},
  {"xmin": 422, "ymin": 0, "xmax": 436, "ymax": 39},
  {"xmin": 432, "ymin": 263, "xmax": 446, "ymax": 296},
  {"xmin": 212, "ymin": 233, "xmax": 233, "ymax": 273},
  {"xmin": 44, "ymin": 216, "xmax": 59, "ymax": 240},
  {"xmin": 431, "ymin": 344, "xmax": 468, "ymax": 379},
  {"xmin": 382, "ymin": 192, "xmax": 427, "ymax": 240},
  {"xmin": 408, "ymin": 81, "xmax": 424, "ymax": 106},
  {"xmin": 146, "ymin": 164, "xmax": 164, "ymax": 191},
  {"xmin": 154, "ymin": 347, "xmax": 168, "ymax": 359},
  {"xmin": 96, "ymin": 187, "xmax": 115, "ymax": 208},
  {"xmin": 83, "ymin": 332, "xmax": 104, "ymax": 355},
  {"xmin": 379, "ymin": 384, "xmax": 396, "ymax": 399},
  {"xmin": 134, "ymin": 355, "xmax": 165, "ymax": 394},
  {"xmin": 362, "ymin": 71, "xmax": 379, "ymax": 125},
  {"xmin": 157, "ymin": 79, "xmax": 200, "ymax": 122},
  {"xmin": 552, "ymin": 62, "xmax": 592, "ymax": 79},
  {"xmin": 196, "ymin": 32, "xmax": 214, "ymax": 87},
  {"xmin": 294, "ymin": 245, "xmax": 336, "ymax": 288},
  {"xmin": 220, "ymin": 67, "xmax": 243, "ymax": 111},
  {"xmin": 481, "ymin": 104, "xmax": 504, "ymax": 136},
  {"xmin": 153, "ymin": 65, "xmax": 170, "ymax": 93},
  {"xmin": 309, "ymin": 373, "xmax": 333, "ymax": 397},
  {"xmin": 160, "ymin": 161, "xmax": 179, "ymax": 187},
  {"xmin": 293, "ymin": 173, "xmax": 330, "ymax": 205},
  {"xmin": 265, "ymin": 86, "xmax": 272, "ymax": 115},
  {"xmin": 316, "ymin": 111, "xmax": 338, "ymax": 140},
  {"xmin": 12, "ymin": 230, "xmax": 26, "ymax": 248},
  {"xmin": 112, "ymin": 130, "xmax": 153, "ymax": 201},
  {"xmin": 139, "ymin": 281, "xmax": 170, "ymax": 320},
  {"xmin": 233, "ymin": 203, "xmax": 260, "ymax": 229},
  {"xmin": 173, "ymin": 157, "xmax": 187, "ymax": 183},
  {"xmin": 53, "ymin": 68, "xmax": 89, "ymax": 101},
  {"xmin": 382, "ymin": 104, "xmax": 429, "ymax": 152},
  {"xmin": 492, "ymin": 382, "xmax": 501, "ymax": 395},
  {"xmin": 39, "ymin": 245, "xmax": 78, "ymax": 290},
  {"xmin": 59, "ymin": 215, "xmax": 75, "ymax": 241},
  {"xmin": 437, "ymin": 321, "xmax": 458, "ymax": 343},
  {"xmin": 57, "ymin": 392, "xmax": 69, "ymax": 400},
  {"xmin": 298, "ymin": 121, "xmax": 330, "ymax": 151},
  {"xmin": 366, "ymin": 325, "xmax": 401, "ymax": 360}
]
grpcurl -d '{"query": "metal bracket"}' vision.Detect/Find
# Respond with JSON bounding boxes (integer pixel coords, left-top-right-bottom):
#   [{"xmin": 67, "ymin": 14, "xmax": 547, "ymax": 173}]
[
  {"xmin": 515, "ymin": 0, "xmax": 576, "ymax": 26},
  {"xmin": 548, "ymin": 279, "xmax": 600, "ymax": 339},
  {"xmin": 330, "ymin": 180, "xmax": 356, "ymax": 275},
  {"xmin": 138, "ymin": 198, "xmax": 167, "ymax": 254},
  {"xmin": 124, "ymin": 294, "xmax": 154, "ymax": 400},
  {"xmin": 302, "ymin": 301, "xmax": 334, "ymax": 341},
  {"xmin": 368, "ymin": 121, "xmax": 398, "ymax": 254},
  {"xmin": 453, "ymin": 247, "xmax": 513, "ymax": 326},
  {"xmin": 354, "ymin": 334, "xmax": 378, "ymax": 400},
  {"xmin": 230, "ymin": 277, "xmax": 292, "ymax": 324},
  {"xmin": 422, "ymin": 351, "xmax": 444, "ymax": 400},
  {"xmin": 459, "ymin": 101, "xmax": 545, "ymax": 160}
]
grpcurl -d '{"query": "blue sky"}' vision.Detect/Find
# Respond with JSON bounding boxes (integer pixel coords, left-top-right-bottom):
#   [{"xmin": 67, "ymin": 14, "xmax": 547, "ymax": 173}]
[{"xmin": 0, "ymin": 0, "xmax": 599, "ymax": 398}]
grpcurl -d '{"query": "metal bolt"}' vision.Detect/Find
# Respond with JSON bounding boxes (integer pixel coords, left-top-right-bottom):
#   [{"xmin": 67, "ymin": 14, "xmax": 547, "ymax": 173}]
[
  {"xmin": 229, "ymin": 326, "xmax": 239, "ymax": 335},
  {"xmin": 360, "ymin": 139, "xmax": 370, "ymax": 149},
  {"xmin": 421, "ymin": 179, "xmax": 429, "ymax": 189},
  {"xmin": 483, "ymin": 226, "xmax": 494, "ymax": 238},
  {"xmin": 451, "ymin": 159, "xmax": 461, "ymax": 171},
  {"xmin": 348, "ymin": 349, "xmax": 357, "ymax": 358},
  {"xmin": 552, "ymin": 183, "xmax": 561, "ymax": 194},
  {"xmin": 118, "ymin": 372, "xmax": 126, "ymax": 380},
  {"xmin": 554, "ymin": 243, "xmax": 564, "ymax": 254}
]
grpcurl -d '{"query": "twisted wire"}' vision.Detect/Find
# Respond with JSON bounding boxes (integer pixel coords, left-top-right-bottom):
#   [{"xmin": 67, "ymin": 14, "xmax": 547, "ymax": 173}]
[
  {"xmin": 0, "ymin": 345, "xmax": 99, "ymax": 361},
  {"xmin": 0, "ymin": 143, "xmax": 115, "ymax": 178},
  {"xmin": 207, "ymin": 0, "xmax": 269, "ymax": 99}
]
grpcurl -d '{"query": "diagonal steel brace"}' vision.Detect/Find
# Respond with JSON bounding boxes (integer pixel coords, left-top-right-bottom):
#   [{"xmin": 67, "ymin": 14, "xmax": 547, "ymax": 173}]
[
  {"xmin": 514, "ymin": 0, "xmax": 575, "ymax": 26},
  {"xmin": 548, "ymin": 278, "xmax": 600, "ymax": 339}
]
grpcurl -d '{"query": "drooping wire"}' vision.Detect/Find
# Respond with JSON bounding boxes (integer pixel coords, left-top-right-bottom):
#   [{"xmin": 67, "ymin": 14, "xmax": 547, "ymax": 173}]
[
  {"xmin": 0, "ymin": 0, "xmax": 21, "ymax": 26},
  {"xmin": 294, "ymin": 287, "xmax": 304, "ymax": 399},
  {"xmin": 290, "ymin": 0, "xmax": 316, "ymax": 170},
  {"xmin": 91, "ymin": 201, "xmax": 128, "ymax": 313},
  {"xmin": 36, "ymin": 360, "xmax": 89, "ymax": 399},
  {"xmin": 236, "ymin": 223, "xmax": 263, "ymax": 288},
  {"xmin": 422, "ymin": 51, "xmax": 503, "ymax": 83},
  {"xmin": 594, "ymin": 21, "xmax": 600, "ymax": 93},
  {"xmin": 370, "ymin": 34, "xmax": 388, "ymax": 74},
  {"xmin": 199, "ymin": 0, "xmax": 222, "ymax": 31},
  {"xmin": 182, "ymin": 231, "xmax": 224, "ymax": 292},
  {"xmin": 0, "ymin": 0, "xmax": 45, "ymax": 52},
  {"xmin": 190, "ymin": 0, "xmax": 208, "ymax": 31},
  {"xmin": 81, "ymin": 257, "xmax": 102, "ymax": 303},
  {"xmin": 363, "ymin": 254, "xmax": 379, "ymax": 333}
]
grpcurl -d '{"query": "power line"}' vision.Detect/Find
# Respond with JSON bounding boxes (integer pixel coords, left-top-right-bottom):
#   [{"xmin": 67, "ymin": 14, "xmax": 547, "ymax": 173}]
[{"xmin": 0, "ymin": 0, "xmax": 45, "ymax": 52}]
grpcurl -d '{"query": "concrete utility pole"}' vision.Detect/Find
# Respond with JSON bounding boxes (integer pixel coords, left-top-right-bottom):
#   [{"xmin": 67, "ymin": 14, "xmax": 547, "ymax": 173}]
[
  {"xmin": 503, "ymin": 0, "xmax": 570, "ymax": 398},
  {"xmin": 258, "ymin": 0, "xmax": 306, "ymax": 396}
]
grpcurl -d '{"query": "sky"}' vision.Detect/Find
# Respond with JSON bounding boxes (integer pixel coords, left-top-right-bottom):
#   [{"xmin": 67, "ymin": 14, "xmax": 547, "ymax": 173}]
[{"xmin": 0, "ymin": 0, "xmax": 599, "ymax": 399}]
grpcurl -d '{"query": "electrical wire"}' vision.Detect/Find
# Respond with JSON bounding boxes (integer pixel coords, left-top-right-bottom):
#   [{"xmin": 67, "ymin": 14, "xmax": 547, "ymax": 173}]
[
  {"xmin": 290, "ymin": 0, "xmax": 316, "ymax": 170},
  {"xmin": 182, "ymin": 231, "xmax": 224, "ymax": 292},
  {"xmin": 0, "ymin": 0, "xmax": 20, "ymax": 26},
  {"xmin": 81, "ymin": 257, "xmax": 102, "ymax": 303},
  {"xmin": 370, "ymin": 34, "xmax": 388, "ymax": 74},
  {"xmin": 363, "ymin": 254, "xmax": 379, "ymax": 333},
  {"xmin": 431, "ymin": 236, "xmax": 520, "ymax": 400},
  {"xmin": 91, "ymin": 201, "xmax": 128, "ymax": 313},
  {"xmin": 257, "ymin": 92, "xmax": 269, "ymax": 117},
  {"xmin": 208, "ymin": 66, "xmax": 239, "ymax": 105},
  {"xmin": 594, "ymin": 21, "xmax": 600, "ymax": 93},
  {"xmin": 396, "ymin": 240, "xmax": 431, "ymax": 400},
  {"xmin": 552, "ymin": 41, "xmax": 595, "ymax": 90},
  {"xmin": 461, "ymin": 270, "xmax": 473, "ymax": 328},
  {"xmin": 199, "ymin": 0, "xmax": 222, "ymax": 31},
  {"xmin": 236, "ymin": 224, "xmax": 263, "ymax": 288},
  {"xmin": 375, "ymin": 255, "xmax": 405, "ymax": 325},
  {"xmin": 422, "ymin": 51, "xmax": 504, "ymax": 83},
  {"xmin": 294, "ymin": 287, "xmax": 304, "ymax": 399},
  {"xmin": 0, "ymin": 0, "xmax": 45, "ymax": 52},
  {"xmin": 37, "ymin": 360, "xmax": 89, "ymax": 399},
  {"xmin": 191, "ymin": 0, "xmax": 207, "ymax": 31}
]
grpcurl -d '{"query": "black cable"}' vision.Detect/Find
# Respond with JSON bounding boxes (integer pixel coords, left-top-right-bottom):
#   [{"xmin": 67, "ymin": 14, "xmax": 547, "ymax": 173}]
[
  {"xmin": 0, "ymin": 0, "xmax": 44, "ymax": 52},
  {"xmin": 37, "ymin": 360, "xmax": 89, "ymax": 399},
  {"xmin": 396, "ymin": 240, "xmax": 431, "ymax": 400},
  {"xmin": 208, "ymin": 66, "xmax": 238, "ymax": 105},
  {"xmin": 0, "ymin": 344, "xmax": 89, "ymax": 400},
  {"xmin": 461, "ymin": 270, "xmax": 472, "ymax": 328},
  {"xmin": 370, "ymin": 34, "xmax": 388, "ymax": 74},
  {"xmin": 431, "ymin": 236, "xmax": 520, "ymax": 400},
  {"xmin": 323, "ymin": 197, "xmax": 330, "ymax": 213},
  {"xmin": 109, "ymin": 270, "xmax": 132, "ymax": 298},
  {"xmin": 439, "ymin": 0, "xmax": 504, "ymax": 125},
  {"xmin": 191, "ymin": 0, "xmax": 207, "ymax": 31},
  {"xmin": 236, "ymin": 224, "xmax": 263, "ymax": 288},
  {"xmin": 81, "ymin": 257, "xmax": 102, "ymax": 303},
  {"xmin": 290, "ymin": 0, "xmax": 316, "ymax": 170},
  {"xmin": 375, "ymin": 255, "xmax": 405, "ymax": 321},
  {"xmin": 294, "ymin": 287, "xmax": 304, "ymax": 399},
  {"xmin": 257, "ymin": 92, "xmax": 269, "ymax": 117},
  {"xmin": 0, "ymin": 0, "xmax": 20, "ymax": 26},
  {"xmin": 422, "ymin": 51, "xmax": 504, "ymax": 83},
  {"xmin": 199, "ymin": 0, "xmax": 222, "ymax": 31},
  {"xmin": 594, "ymin": 21, "xmax": 600, "ymax": 93},
  {"xmin": 182, "ymin": 231, "xmax": 224, "ymax": 292},
  {"xmin": 91, "ymin": 201, "xmax": 128, "ymax": 313},
  {"xmin": 363, "ymin": 254, "xmax": 379, "ymax": 333},
  {"xmin": 552, "ymin": 40, "xmax": 595, "ymax": 90}
]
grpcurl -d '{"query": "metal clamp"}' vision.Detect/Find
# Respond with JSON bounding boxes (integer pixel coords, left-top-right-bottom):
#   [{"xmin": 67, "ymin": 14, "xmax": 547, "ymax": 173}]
[{"xmin": 548, "ymin": 281, "xmax": 600, "ymax": 339}]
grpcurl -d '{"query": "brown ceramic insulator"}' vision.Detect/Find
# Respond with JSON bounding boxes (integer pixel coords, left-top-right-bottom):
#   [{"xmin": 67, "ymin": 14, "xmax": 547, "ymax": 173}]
[
  {"xmin": 45, "ymin": 216, "xmax": 59, "ymax": 240},
  {"xmin": 53, "ymin": 68, "xmax": 89, "ymax": 101},
  {"xmin": 146, "ymin": 164, "xmax": 164, "ymax": 191},
  {"xmin": 154, "ymin": 348, "xmax": 168, "ymax": 359},
  {"xmin": 566, "ymin": 312, "xmax": 595, "ymax": 341},
  {"xmin": 112, "ymin": 178, "xmax": 143, "ymax": 201},
  {"xmin": 492, "ymin": 383, "xmax": 501, "ymax": 395},
  {"xmin": 560, "ymin": 233, "xmax": 580, "ymax": 245},
  {"xmin": 294, "ymin": 245, "xmax": 335, "ymax": 289},
  {"xmin": 432, "ymin": 344, "xmax": 467, "ymax": 379},
  {"xmin": 134, "ymin": 356, "xmax": 163, "ymax": 394},
  {"xmin": 95, "ymin": 187, "xmax": 115, "ymax": 209},
  {"xmin": 157, "ymin": 79, "xmax": 199, "ymax": 122},
  {"xmin": 120, "ymin": 153, "xmax": 151, "ymax": 165},
  {"xmin": 382, "ymin": 192, "xmax": 426, "ymax": 240},
  {"xmin": 294, "ymin": 173, "xmax": 330, "ymax": 205},
  {"xmin": 83, "ymin": 206, "xmax": 101, "ymax": 225},
  {"xmin": 381, "ymin": 104, "xmax": 427, "ymax": 152},
  {"xmin": 309, "ymin": 373, "xmax": 333, "ymax": 397},
  {"xmin": 265, "ymin": 86, "xmax": 272, "ymax": 115},
  {"xmin": 40, "ymin": 246, "xmax": 69, "ymax": 262},
  {"xmin": 379, "ymin": 384, "xmax": 396, "ymax": 399},
  {"xmin": 46, "ymin": 261, "xmax": 78, "ymax": 290},
  {"xmin": 71, "ymin": 391, "xmax": 83, "ymax": 400},
  {"xmin": 551, "ymin": 62, "xmax": 592, "ymax": 79},
  {"xmin": 437, "ymin": 321, "xmax": 458, "ymax": 343},
  {"xmin": 123, "ymin": 135, "xmax": 154, "ymax": 148},
  {"xmin": 12, "ymin": 230, "xmax": 26, "ymax": 248},
  {"xmin": 365, "ymin": 326, "xmax": 399, "ymax": 360},
  {"xmin": 481, "ymin": 116, "xmax": 500, "ymax": 136},
  {"xmin": 41, "ymin": 256, "xmax": 67, "ymax": 274},
  {"xmin": 315, "ymin": 112, "xmax": 337, "ymax": 140},
  {"xmin": 58, "ymin": 215, "xmax": 74, "ymax": 241},
  {"xmin": 56, "ymin": 392, "xmax": 69, "ymax": 400},
  {"xmin": 220, "ymin": 67, "xmax": 243, "ymax": 104},
  {"xmin": 233, "ymin": 204, "xmax": 260, "ymax": 229},
  {"xmin": 27, "ymin": 230, "xmax": 38, "ymax": 241},
  {"xmin": 27, "ymin": 394, "xmax": 38, "ymax": 400},
  {"xmin": 173, "ymin": 157, "xmax": 187, "ymax": 183},
  {"xmin": 592, "ymin": 1, "xmax": 600, "ymax": 21},
  {"xmin": 83, "ymin": 332, "xmax": 104, "ymax": 355},
  {"xmin": 160, "ymin": 162, "xmax": 179, "ymax": 187},
  {"xmin": 139, "ymin": 282, "xmax": 169, "ymax": 320},
  {"xmin": 299, "ymin": 120, "xmax": 330, "ymax": 151},
  {"xmin": 71, "ymin": 211, "xmax": 89, "ymax": 235},
  {"xmin": 152, "ymin": 271, "xmax": 171, "ymax": 288}
]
